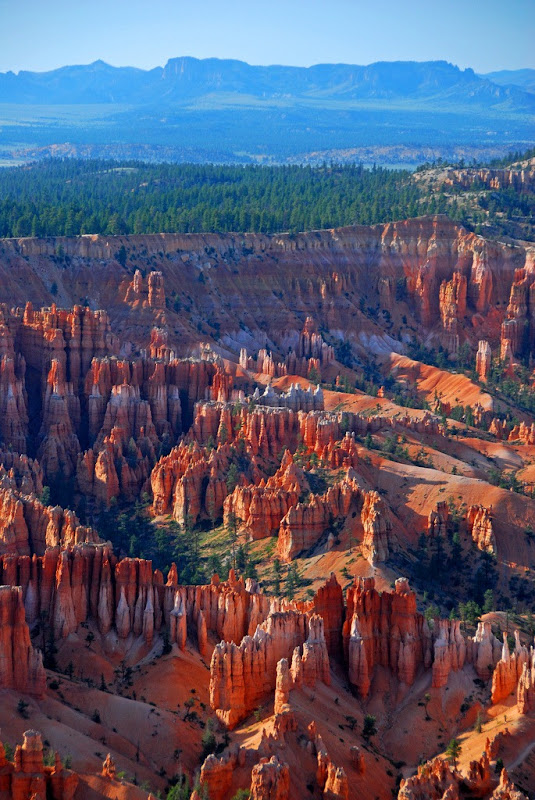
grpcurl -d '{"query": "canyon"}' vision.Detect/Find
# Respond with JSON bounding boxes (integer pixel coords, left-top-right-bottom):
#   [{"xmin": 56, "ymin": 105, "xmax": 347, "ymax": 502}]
[{"xmin": 0, "ymin": 216, "xmax": 534, "ymax": 799}]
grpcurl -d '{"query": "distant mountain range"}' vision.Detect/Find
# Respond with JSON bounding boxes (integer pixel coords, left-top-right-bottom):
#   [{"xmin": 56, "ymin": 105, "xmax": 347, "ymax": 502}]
[
  {"xmin": 0, "ymin": 58, "xmax": 533, "ymax": 166},
  {"xmin": 482, "ymin": 69, "xmax": 535, "ymax": 95},
  {"xmin": 1, "ymin": 57, "xmax": 534, "ymax": 111}
]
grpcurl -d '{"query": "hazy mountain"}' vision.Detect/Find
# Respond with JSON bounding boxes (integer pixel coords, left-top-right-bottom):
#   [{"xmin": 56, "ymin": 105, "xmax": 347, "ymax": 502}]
[
  {"xmin": 482, "ymin": 69, "xmax": 535, "ymax": 95},
  {"xmin": 1, "ymin": 58, "xmax": 533, "ymax": 166},
  {"xmin": 1, "ymin": 57, "xmax": 534, "ymax": 111}
]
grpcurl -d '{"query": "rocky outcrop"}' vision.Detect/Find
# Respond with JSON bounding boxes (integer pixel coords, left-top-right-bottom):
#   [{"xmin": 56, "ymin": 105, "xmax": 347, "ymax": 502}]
[
  {"xmin": 431, "ymin": 619, "xmax": 467, "ymax": 689},
  {"xmin": 0, "ymin": 353, "xmax": 28, "ymax": 454},
  {"xmin": 0, "ymin": 485, "xmax": 99, "ymax": 556},
  {"xmin": 445, "ymin": 166, "xmax": 535, "ymax": 194},
  {"xmin": 0, "ymin": 451, "xmax": 43, "ymax": 496},
  {"xmin": 311, "ymin": 572, "xmax": 344, "ymax": 659},
  {"xmin": 517, "ymin": 649, "xmax": 535, "ymax": 714},
  {"xmin": 151, "ymin": 440, "xmax": 232, "ymax": 525},
  {"xmin": 463, "ymin": 751, "xmax": 493, "ymax": 797},
  {"xmin": 491, "ymin": 768, "xmax": 529, "ymax": 800},
  {"xmin": 125, "ymin": 269, "xmax": 166, "ymax": 310},
  {"xmin": 491, "ymin": 631, "xmax": 531, "ymax": 704},
  {"xmin": 209, "ymin": 582, "xmax": 337, "ymax": 729},
  {"xmin": 399, "ymin": 755, "xmax": 527, "ymax": 800},
  {"xmin": 345, "ymin": 577, "xmax": 432, "ymax": 697},
  {"xmin": 500, "ymin": 269, "xmax": 531, "ymax": 358},
  {"xmin": 398, "ymin": 757, "xmax": 459, "ymax": 799},
  {"xmin": 470, "ymin": 621, "xmax": 503, "ymax": 681},
  {"xmin": 507, "ymin": 420, "xmax": 535, "ymax": 445},
  {"xmin": 210, "ymin": 609, "xmax": 309, "ymax": 729},
  {"xmin": 0, "ymin": 542, "xmax": 272, "ymax": 651},
  {"xmin": 277, "ymin": 473, "xmax": 362, "ymax": 561},
  {"xmin": 240, "ymin": 318, "xmax": 334, "ymax": 385},
  {"xmin": 249, "ymin": 756, "xmax": 290, "ymax": 800},
  {"xmin": 301, "ymin": 615, "xmax": 330, "ymax": 687},
  {"xmin": 101, "ymin": 753, "xmax": 116, "ymax": 779},
  {"xmin": 224, "ymin": 451, "xmax": 307, "ymax": 540},
  {"xmin": 343, "ymin": 577, "xmax": 503, "ymax": 696},
  {"xmin": 360, "ymin": 490, "xmax": 395, "ymax": 565},
  {"xmin": 428, "ymin": 501, "xmax": 449, "ymax": 538},
  {"xmin": 0, "ymin": 730, "xmax": 79, "ymax": 800},
  {"xmin": 0, "ymin": 586, "xmax": 45, "ymax": 697},
  {"xmin": 198, "ymin": 751, "xmax": 236, "ymax": 800},
  {"xmin": 439, "ymin": 272, "xmax": 467, "ymax": 354},
  {"xmin": 467, "ymin": 505, "xmax": 496, "ymax": 553},
  {"xmin": 476, "ymin": 340, "xmax": 492, "ymax": 382},
  {"xmin": 308, "ymin": 723, "xmax": 349, "ymax": 800},
  {"xmin": 250, "ymin": 382, "xmax": 325, "ymax": 412},
  {"xmin": 0, "ymin": 299, "xmax": 229, "ymax": 505},
  {"xmin": 432, "ymin": 619, "xmax": 501, "ymax": 688}
]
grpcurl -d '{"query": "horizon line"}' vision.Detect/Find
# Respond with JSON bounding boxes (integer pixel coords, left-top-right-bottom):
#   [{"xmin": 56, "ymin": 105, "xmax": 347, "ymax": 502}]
[{"xmin": 3, "ymin": 55, "xmax": 529, "ymax": 78}]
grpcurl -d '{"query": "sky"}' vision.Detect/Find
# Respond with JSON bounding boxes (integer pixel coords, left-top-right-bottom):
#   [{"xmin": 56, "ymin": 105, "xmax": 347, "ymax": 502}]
[{"xmin": 0, "ymin": 0, "xmax": 533, "ymax": 75}]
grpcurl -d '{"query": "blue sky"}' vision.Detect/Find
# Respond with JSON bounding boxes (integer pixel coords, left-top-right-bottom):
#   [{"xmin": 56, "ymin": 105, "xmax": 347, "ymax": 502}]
[{"xmin": 0, "ymin": 0, "xmax": 533, "ymax": 74}]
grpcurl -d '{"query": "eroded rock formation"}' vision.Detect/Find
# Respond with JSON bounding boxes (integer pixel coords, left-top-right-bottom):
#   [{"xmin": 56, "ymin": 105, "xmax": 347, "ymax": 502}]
[
  {"xmin": 249, "ymin": 756, "xmax": 290, "ymax": 800},
  {"xmin": 0, "ymin": 585, "xmax": 46, "ymax": 697},
  {"xmin": 0, "ymin": 730, "xmax": 78, "ymax": 800}
]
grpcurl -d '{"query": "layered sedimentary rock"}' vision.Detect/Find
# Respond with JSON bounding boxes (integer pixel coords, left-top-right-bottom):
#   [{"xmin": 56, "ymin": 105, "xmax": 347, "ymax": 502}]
[
  {"xmin": 517, "ymin": 650, "xmax": 535, "ymax": 714},
  {"xmin": 224, "ymin": 451, "xmax": 307, "ymax": 540},
  {"xmin": 0, "ymin": 450, "xmax": 43, "ymax": 496},
  {"xmin": 156, "ymin": 398, "xmax": 420, "ymax": 537},
  {"xmin": 360, "ymin": 490, "xmax": 395, "ymax": 565},
  {"xmin": 277, "ymin": 472, "xmax": 362, "ymax": 561},
  {"xmin": 431, "ymin": 619, "xmax": 467, "ymax": 689},
  {"xmin": 250, "ymin": 382, "xmax": 325, "ymax": 412},
  {"xmin": 210, "ymin": 603, "xmax": 331, "ymax": 728},
  {"xmin": 0, "ymin": 539, "xmax": 273, "ymax": 652},
  {"xmin": 345, "ymin": 577, "xmax": 432, "ymax": 697},
  {"xmin": 151, "ymin": 440, "xmax": 232, "ymax": 524},
  {"xmin": 501, "ymin": 269, "xmax": 531, "ymax": 358},
  {"xmin": 467, "ymin": 505, "xmax": 496, "ymax": 553},
  {"xmin": 444, "ymin": 166, "xmax": 535, "ymax": 193},
  {"xmin": 0, "ymin": 585, "xmax": 46, "ymax": 697},
  {"xmin": 398, "ymin": 757, "xmax": 459, "ymax": 799},
  {"xmin": 210, "ymin": 610, "xmax": 309, "ymax": 728},
  {"xmin": 507, "ymin": 421, "xmax": 535, "ymax": 445},
  {"xmin": 433, "ymin": 618, "xmax": 502, "ymax": 688},
  {"xmin": 439, "ymin": 271, "xmax": 467, "ymax": 354},
  {"xmin": 308, "ymin": 723, "xmax": 349, "ymax": 800},
  {"xmin": 0, "ymin": 730, "xmax": 79, "ymax": 800},
  {"xmin": 301, "ymin": 615, "xmax": 331, "ymax": 687},
  {"xmin": 0, "ymin": 298, "xmax": 227, "ymax": 505},
  {"xmin": 398, "ymin": 756, "xmax": 528, "ymax": 800},
  {"xmin": 344, "ymin": 577, "xmax": 503, "ymax": 697},
  {"xmin": 428, "ymin": 502, "xmax": 449, "ymax": 538},
  {"xmin": 0, "ymin": 485, "xmax": 99, "ymax": 556},
  {"xmin": 249, "ymin": 756, "xmax": 290, "ymax": 800},
  {"xmin": 476, "ymin": 340, "xmax": 492, "ymax": 382},
  {"xmin": 311, "ymin": 572, "xmax": 344, "ymax": 658},
  {"xmin": 0, "ymin": 352, "xmax": 28, "ymax": 454},
  {"xmin": 240, "ymin": 317, "xmax": 334, "ymax": 384},
  {"xmin": 198, "ymin": 751, "xmax": 236, "ymax": 800},
  {"xmin": 491, "ymin": 768, "xmax": 529, "ymax": 800},
  {"xmin": 125, "ymin": 269, "xmax": 166, "ymax": 310},
  {"xmin": 491, "ymin": 631, "xmax": 531, "ymax": 704}
]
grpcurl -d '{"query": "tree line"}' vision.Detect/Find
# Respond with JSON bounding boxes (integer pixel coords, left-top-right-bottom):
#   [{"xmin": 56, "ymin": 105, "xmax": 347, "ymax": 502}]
[{"xmin": 0, "ymin": 158, "xmax": 434, "ymax": 238}]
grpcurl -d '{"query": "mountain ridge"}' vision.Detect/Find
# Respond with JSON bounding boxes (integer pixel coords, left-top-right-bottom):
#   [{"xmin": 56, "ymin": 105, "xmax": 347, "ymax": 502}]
[{"xmin": 2, "ymin": 56, "xmax": 534, "ymax": 111}]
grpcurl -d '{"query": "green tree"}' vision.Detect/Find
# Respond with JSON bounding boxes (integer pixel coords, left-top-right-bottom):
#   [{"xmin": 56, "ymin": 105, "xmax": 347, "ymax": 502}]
[
  {"xmin": 483, "ymin": 589, "xmax": 495, "ymax": 614},
  {"xmin": 362, "ymin": 714, "xmax": 377, "ymax": 741},
  {"xmin": 271, "ymin": 558, "xmax": 282, "ymax": 595},
  {"xmin": 226, "ymin": 512, "xmax": 240, "ymax": 571},
  {"xmin": 226, "ymin": 463, "xmax": 239, "ymax": 493},
  {"xmin": 445, "ymin": 738, "xmax": 461, "ymax": 768},
  {"xmin": 200, "ymin": 719, "xmax": 217, "ymax": 761}
]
